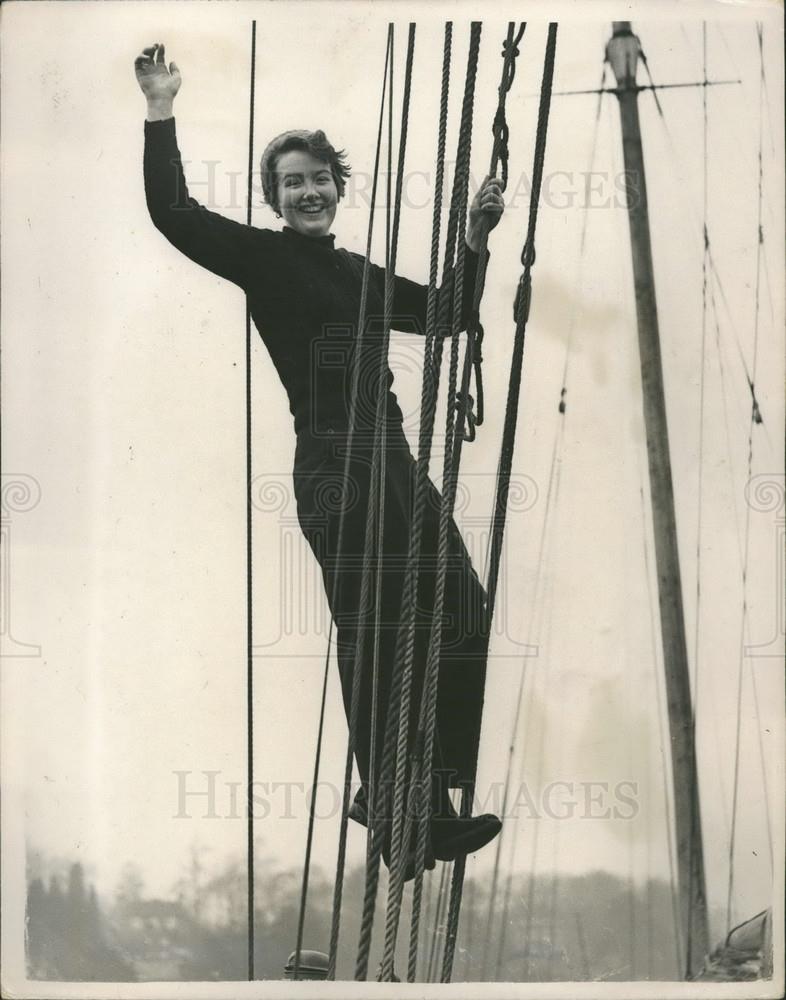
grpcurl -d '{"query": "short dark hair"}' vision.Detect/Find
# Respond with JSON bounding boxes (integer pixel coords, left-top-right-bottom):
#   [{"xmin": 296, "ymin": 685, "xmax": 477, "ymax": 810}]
[{"xmin": 260, "ymin": 130, "xmax": 351, "ymax": 214}]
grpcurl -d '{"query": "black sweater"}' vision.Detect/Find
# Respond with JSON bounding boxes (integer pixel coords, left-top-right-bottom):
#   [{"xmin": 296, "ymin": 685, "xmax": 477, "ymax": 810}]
[{"xmin": 143, "ymin": 117, "xmax": 482, "ymax": 444}]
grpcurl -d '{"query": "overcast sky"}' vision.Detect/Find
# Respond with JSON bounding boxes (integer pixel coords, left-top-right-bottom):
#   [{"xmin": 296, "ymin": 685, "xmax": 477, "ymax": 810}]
[{"xmin": 1, "ymin": 0, "xmax": 784, "ymax": 965}]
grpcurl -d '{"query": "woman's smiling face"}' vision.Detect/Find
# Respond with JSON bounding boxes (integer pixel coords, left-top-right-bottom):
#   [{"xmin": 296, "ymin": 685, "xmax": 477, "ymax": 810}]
[{"xmin": 276, "ymin": 149, "xmax": 338, "ymax": 237}]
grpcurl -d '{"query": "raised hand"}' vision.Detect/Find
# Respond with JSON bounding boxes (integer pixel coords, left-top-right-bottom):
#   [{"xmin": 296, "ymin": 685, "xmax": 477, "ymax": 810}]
[
  {"xmin": 134, "ymin": 42, "xmax": 181, "ymax": 105},
  {"xmin": 469, "ymin": 176, "xmax": 505, "ymax": 231}
]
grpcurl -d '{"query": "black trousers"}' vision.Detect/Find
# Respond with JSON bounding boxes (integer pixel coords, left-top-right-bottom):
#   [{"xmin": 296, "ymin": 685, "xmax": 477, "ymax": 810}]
[{"xmin": 293, "ymin": 428, "xmax": 488, "ymax": 793}]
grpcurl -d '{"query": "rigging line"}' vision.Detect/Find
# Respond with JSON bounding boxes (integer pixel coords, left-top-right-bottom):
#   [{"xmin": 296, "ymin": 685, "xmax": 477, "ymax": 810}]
[
  {"xmin": 543, "ymin": 580, "xmax": 569, "ymax": 984},
  {"xmin": 636, "ymin": 475, "xmax": 682, "ymax": 974},
  {"xmin": 357, "ymin": 23, "xmax": 417, "ymax": 983},
  {"xmin": 707, "ymin": 259, "xmax": 772, "ymax": 459},
  {"xmin": 456, "ymin": 20, "xmax": 527, "ymax": 444},
  {"xmin": 643, "ymin": 658, "xmax": 654, "ymax": 981},
  {"xmin": 498, "ymin": 430, "xmax": 566, "ymax": 981},
  {"xmin": 326, "ymin": 25, "xmax": 394, "ymax": 979},
  {"xmin": 427, "ymin": 862, "xmax": 450, "ymax": 982},
  {"xmin": 418, "ymin": 21, "xmax": 534, "ymax": 979},
  {"xmin": 381, "ymin": 20, "xmax": 445, "ymax": 916},
  {"xmin": 292, "ymin": 620, "xmax": 334, "ymax": 979},
  {"xmin": 622, "ymin": 575, "xmax": 638, "ymax": 982},
  {"xmin": 687, "ymin": 25, "xmax": 709, "ymax": 964},
  {"xmin": 707, "ymin": 257, "xmax": 771, "ymax": 451},
  {"xmin": 641, "ymin": 62, "xmax": 768, "ymax": 431},
  {"xmin": 442, "ymin": 24, "xmax": 560, "ymax": 986},
  {"xmin": 245, "ymin": 19, "xmax": 257, "ymax": 983},
  {"xmin": 684, "ymin": 21, "xmax": 774, "ymax": 935},
  {"xmin": 482, "ymin": 416, "xmax": 565, "ymax": 980},
  {"xmin": 382, "ymin": 25, "xmax": 481, "ymax": 981},
  {"xmin": 754, "ymin": 22, "xmax": 779, "ymax": 162},
  {"xmin": 559, "ymin": 60, "xmax": 606, "ymax": 402},
  {"xmin": 387, "ymin": 15, "xmax": 481, "ymax": 965},
  {"xmin": 726, "ymin": 19, "xmax": 767, "ymax": 937},
  {"xmin": 462, "ymin": 874, "xmax": 476, "ymax": 981},
  {"xmin": 693, "ymin": 285, "xmax": 737, "ymax": 850},
  {"xmin": 419, "ymin": 866, "xmax": 434, "ymax": 981},
  {"xmin": 644, "ymin": 93, "xmax": 770, "ymax": 455},
  {"xmin": 702, "ymin": 22, "xmax": 779, "ymax": 184},
  {"xmin": 546, "ymin": 777, "xmax": 562, "ymax": 981},
  {"xmin": 708, "ymin": 283, "xmax": 748, "ymax": 571},
  {"xmin": 370, "ymin": 18, "xmax": 470, "ymax": 892},
  {"xmin": 361, "ymin": 23, "xmax": 398, "ymax": 970},
  {"xmin": 519, "ymin": 477, "xmax": 562, "ymax": 981},
  {"xmin": 748, "ymin": 665, "xmax": 775, "ymax": 874},
  {"xmin": 366, "ymin": 11, "xmax": 397, "ymax": 840},
  {"xmin": 424, "ymin": 24, "xmax": 485, "ymax": 981},
  {"xmin": 359, "ymin": 16, "xmax": 472, "ymax": 976},
  {"xmin": 355, "ymin": 21, "xmax": 453, "ymax": 984},
  {"xmin": 692, "ymin": 19, "xmax": 709, "ymax": 705},
  {"xmin": 404, "ymin": 23, "xmax": 455, "ymax": 987},
  {"xmin": 483, "ymin": 22, "xmax": 559, "ymax": 623}
]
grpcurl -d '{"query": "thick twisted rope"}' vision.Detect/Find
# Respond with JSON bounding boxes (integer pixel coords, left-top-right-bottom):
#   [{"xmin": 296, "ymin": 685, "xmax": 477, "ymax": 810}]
[
  {"xmin": 350, "ymin": 20, "xmax": 416, "ymax": 981},
  {"xmin": 325, "ymin": 26, "xmax": 394, "ymax": 979},
  {"xmin": 354, "ymin": 21, "xmax": 453, "ymax": 982},
  {"xmin": 379, "ymin": 21, "xmax": 483, "ymax": 984},
  {"xmin": 440, "ymin": 24, "xmax": 559, "ymax": 984},
  {"xmin": 354, "ymin": 19, "xmax": 473, "ymax": 973},
  {"xmin": 292, "ymin": 620, "xmax": 332, "ymax": 980}
]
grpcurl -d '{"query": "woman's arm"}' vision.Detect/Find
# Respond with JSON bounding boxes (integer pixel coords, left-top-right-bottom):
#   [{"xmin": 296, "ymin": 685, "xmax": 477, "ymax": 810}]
[
  {"xmin": 382, "ymin": 245, "xmax": 487, "ymax": 337},
  {"xmin": 381, "ymin": 176, "xmax": 505, "ymax": 336},
  {"xmin": 136, "ymin": 43, "xmax": 259, "ymax": 287}
]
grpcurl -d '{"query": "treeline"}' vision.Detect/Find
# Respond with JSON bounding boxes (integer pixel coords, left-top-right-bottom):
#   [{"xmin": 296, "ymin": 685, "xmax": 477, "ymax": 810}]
[
  {"xmin": 26, "ymin": 863, "xmax": 136, "ymax": 981},
  {"xmin": 27, "ymin": 850, "xmax": 689, "ymax": 982}
]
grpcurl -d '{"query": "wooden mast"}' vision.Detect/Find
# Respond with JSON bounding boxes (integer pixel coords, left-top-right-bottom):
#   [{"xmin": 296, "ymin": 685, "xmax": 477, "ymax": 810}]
[{"xmin": 605, "ymin": 21, "xmax": 710, "ymax": 978}]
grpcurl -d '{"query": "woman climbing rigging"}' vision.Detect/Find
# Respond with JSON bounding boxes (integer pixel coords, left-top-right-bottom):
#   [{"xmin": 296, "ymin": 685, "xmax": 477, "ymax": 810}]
[{"xmin": 135, "ymin": 41, "xmax": 504, "ymax": 874}]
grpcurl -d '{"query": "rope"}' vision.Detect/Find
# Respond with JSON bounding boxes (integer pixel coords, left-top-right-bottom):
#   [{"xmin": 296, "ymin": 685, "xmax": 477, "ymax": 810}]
[
  {"xmin": 726, "ymin": 21, "xmax": 767, "ymax": 934},
  {"xmin": 456, "ymin": 22, "xmax": 526, "ymax": 444},
  {"xmin": 292, "ymin": 621, "xmax": 333, "ymax": 979},
  {"xmin": 484, "ymin": 54, "xmax": 602, "ymax": 977},
  {"xmin": 355, "ymin": 16, "xmax": 476, "ymax": 976},
  {"xmin": 325, "ymin": 26, "xmax": 394, "ymax": 978},
  {"xmin": 354, "ymin": 22, "xmax": 453, "ymax": 980},
  {"xmin": 409, "ymin": 22, "xmax": 530, "ymax": 981},
  {"xmin": 244, "ymin": 19, "xmax": 257, "ymax": 982},
  {"xmin": 686, "ymin": 22, "xmax": 710, "ymax": 968},
  {"xmin": 379, "ymin": 23, "xmax": 482, "ymax": 982},
  {"xmin": 427, "ymin": 862, "xmax": 450, "ymax": 981},
  {"xmin": 363, "ymin": 33, "xmax": 397, "ymax": 904},
  {"xmin": 558, "ymin": 60, "xmax": 606, "ymax": 411},
  {"xmin": 638, "ymin": 472, "xmax": 683, "ymax": 973},
  {"xmin": 352, "ymin": 22, "xmax": 417, "ymax": 981},
  {"xmin": 482, "ymin": 421, "xmax": 561, "ymax": 979},
  {"xmin": 643, "ymin": 55, "xmax": 765, "ymax": 430},
  {"xmin": 440, "ymin": 24, "xmax": 559, "ymax": 984},
  {"xmin": 396, "ymin": 22, "xmax": 482, "ymax": 980},
  {"xmin": 484, "ymin": 23, "xmax": 558, "ymax": 623},
  {"xmin": 491, "ymin": 427, "xmax": 564, "ymax": 980},
  {"xmin": 383, "ymin": 21, "xmax": 455, "ymax": 985}
]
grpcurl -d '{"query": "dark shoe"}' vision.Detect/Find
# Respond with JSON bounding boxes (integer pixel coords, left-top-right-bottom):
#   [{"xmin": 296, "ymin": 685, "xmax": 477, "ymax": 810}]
[
  {"xmin": 348, "ymin": 787, "xmax": 369, "ymax": 827},
  {"xmin": 382, "ymin": 823, "xmax": 436, "ymax": 882},
  {"xmin": 430, "ymin": 813, "xmax": 502, "ymax": 861}
]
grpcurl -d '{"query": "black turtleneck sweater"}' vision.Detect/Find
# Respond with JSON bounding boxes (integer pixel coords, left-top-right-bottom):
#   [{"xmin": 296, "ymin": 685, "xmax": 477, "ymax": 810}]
[{"xmin": 143, "ymin": 117, "xmax": 482, "ymax": 447}]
